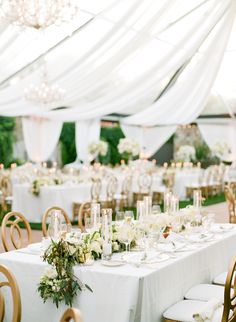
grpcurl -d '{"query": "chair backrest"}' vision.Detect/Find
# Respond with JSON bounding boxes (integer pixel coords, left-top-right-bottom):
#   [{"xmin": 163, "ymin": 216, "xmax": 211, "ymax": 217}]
[
  {"xmin": 1, "ymin": 212, "xmax": 32, "ymax": 252},
  {"xmin": 121, "ymin": 175, "xmax": 132, "ymax": 196},
  {"xmin": 60, "ymin": 308, "xmax": 82, "ymax": 322},
  {"xmin": 224, "ymin": 185, "xmax": 236, "ymax": 224},
  {"xmin": 78, "ymin": 202, "xmax": 91, "ymax": 232},
  {"xmin": 42, "ymin": 207, "xmax": 71, "ymax": 237},
  {"xmin": 222, "ymin": 255, "xmax": 236, "ymax": 322},
  {"xmin": 90, "ymin": 178, "xmax": 102, "ymax": 202},
  {"xmin": 0, "ymin": 264, "xmax": 21, "ymax": 322},
  {"xmin": 138, "ymin": 172, "xmax": 152, "ymax": 193},
  {"xmin": 106, "ymin": 176, "xmax": 118, "ymax": 200}
]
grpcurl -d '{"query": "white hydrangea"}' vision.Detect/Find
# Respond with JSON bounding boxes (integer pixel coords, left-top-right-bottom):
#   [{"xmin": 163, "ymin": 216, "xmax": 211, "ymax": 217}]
[
  {"xmin": 175, "ymin": 145, "xmax": 196, "ymax": 162},
  {"xmin": 212, "ymin": 142, "xmax": 231, "ymax": 159},
  {"xmin": 118, "ymin": 138, "xmax": 140, "ymax": 157},
  {"xmin": 88, "ymin": 140, "xmax": 108, "ymax": 158},
  {"xmin": 42, "ymin": 266, "xmax": 57, "ymax": 280}
]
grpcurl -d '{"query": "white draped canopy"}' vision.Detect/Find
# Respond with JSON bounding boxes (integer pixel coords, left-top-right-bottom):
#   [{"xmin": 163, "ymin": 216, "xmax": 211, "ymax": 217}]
[{"xmin": 0, "ymin": 0, "xmax": 235, "ymax": 161}]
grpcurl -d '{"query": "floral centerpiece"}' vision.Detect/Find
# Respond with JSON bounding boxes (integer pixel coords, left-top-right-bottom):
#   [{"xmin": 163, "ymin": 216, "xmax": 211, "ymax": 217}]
[
  {"xmin": 29, "ymin": 176, "xmax": 63, "ymax": 196},
  {"xmin": 212, "ymin": 142, "xmax": 232, "ymax": 162},
  {"xmin": 175, "ymin": 145, "xmax": 196, "ymax": 162},
  {"xmin": 118, "ymin": 138, "xmax": 140, "ymax": 162},
  {"xmin": 38, "ymin": 225, "xmax": 136, "ymax": 308},
  {"xmin": 88, "ymin": 140, "xmax": 108, "ymax": 161}
]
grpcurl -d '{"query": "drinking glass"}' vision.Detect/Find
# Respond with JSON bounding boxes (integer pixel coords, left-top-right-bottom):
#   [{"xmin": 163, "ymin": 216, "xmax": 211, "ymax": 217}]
[
  {"xmin": 47, "ymin": 210, "xmax": 62, "ymax": 240},
  {"xmin": 137, "ymin": 201, "xmax": 145, "ymax": 220},
  {"xmin": 152, "ymin": 204, "xmax": 161, "ymax": 215},
  {"xmin": 116, "ymin": 211, "xmax": 125, "ymax": 222},
  {"xmin": 124, "ymin": 210, "xmax": 134, "ymax": 222}
]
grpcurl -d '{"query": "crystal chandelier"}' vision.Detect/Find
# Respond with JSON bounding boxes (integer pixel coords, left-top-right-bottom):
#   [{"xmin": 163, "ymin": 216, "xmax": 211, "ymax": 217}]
[
  {"xmin": 0, "ymin": 0, "xmax": 79, "ymax": 30},
  {"xmin": 24, "ymin": 64, "xmax": 65, "ymax": 107}
]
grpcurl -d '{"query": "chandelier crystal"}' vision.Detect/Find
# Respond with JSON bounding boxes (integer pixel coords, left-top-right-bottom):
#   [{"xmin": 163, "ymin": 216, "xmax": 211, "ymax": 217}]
[
  {"xmin": 0, "ymin": 0, "xmax": 79, "ymax": 30},
  {"xmin": 24, "ymin": 64, "xmax": 65, "ymax": 107}
]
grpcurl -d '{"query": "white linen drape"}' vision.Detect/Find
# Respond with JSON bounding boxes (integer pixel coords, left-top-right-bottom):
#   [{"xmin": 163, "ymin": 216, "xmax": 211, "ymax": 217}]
[
  {"xmin": 75, "ymin": 119, "xmax": 101, "ymax": 163},
  {"xmin": 22, "ymin": 117, "xmax": 63, "ymax": 162},
  {"xmin": 0, "ymin": 0, "xmax": 230, "ymax": 122},
  {"xmin": 122, "ymin": 5, "xmax": 234, "ymax": 126},
  {"xmin": 120, "ymin": 124, "xmax": 176, "ymax": 158},
  {"xmin": 198, "ymin": 122, "xmax": 236, "ymax": 161}
]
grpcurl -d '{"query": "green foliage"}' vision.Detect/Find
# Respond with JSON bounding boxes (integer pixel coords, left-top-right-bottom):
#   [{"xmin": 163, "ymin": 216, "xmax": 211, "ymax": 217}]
[
  {"xmin": 195, "ymin": 143, "xmax": 220, "ymax": 168},
  {"xmin": 59, "ymin": 123, "xmax": 76, "ymax": 166},
  {"xmin": 0, "ymin": 117, "xmax": 15, "ymax": 167},
  {"xmin": 99, "ymin": 126, "xmax": 125, "ymax": 165}
]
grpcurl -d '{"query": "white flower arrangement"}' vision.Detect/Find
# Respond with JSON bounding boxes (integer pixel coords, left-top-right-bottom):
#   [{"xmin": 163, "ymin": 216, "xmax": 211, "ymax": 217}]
[
  {"xmin": 118, "ymin": 138, "xmax": 140, "ymax": 157},
  {"xmin": 212, "ymin": 142, "xmax": 231, "ymax": 160},
  {"xmin": 175, "ymin": 145, "xmax": 196, "ymax": 162},
  {"xmin": 29, "ymin": 176, "xmax": 64, "ymax": 196},
  {"xmin": 88, "ymin": 140, "xmax": 108, "ymax": 158}
]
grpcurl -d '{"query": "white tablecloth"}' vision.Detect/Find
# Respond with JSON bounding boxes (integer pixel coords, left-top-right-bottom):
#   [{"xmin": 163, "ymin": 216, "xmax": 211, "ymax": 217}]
[{"xmin": 0, "ymin": 228, "xmax": 236, "ymax": 322}]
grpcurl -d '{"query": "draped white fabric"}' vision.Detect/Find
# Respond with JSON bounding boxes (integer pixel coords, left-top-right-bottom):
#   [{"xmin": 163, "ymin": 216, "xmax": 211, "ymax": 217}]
[
  {"xmin": 123, "ymin": 4, "xmax": 235, "ymax": 126},
  {"xmin": 75, "ymin": 119, "xmax": 101, "ymax": 163},
  {"xmin": 198, "ymin": 122, "xmax": 236, "ymax": 161},
  {"xmin": 120, "ymin": 124, "xmax": 176, "ymax": 158},
  {"xmin": 0, "ymin": 0, "xmax": 233, "ymax": 124},
  {"xmin": 22, "ymin": 117, "xmax": 63, "ymax": 162}
]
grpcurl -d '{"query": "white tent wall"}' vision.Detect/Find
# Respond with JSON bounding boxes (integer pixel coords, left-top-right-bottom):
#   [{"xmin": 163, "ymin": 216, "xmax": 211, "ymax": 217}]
[
  {"xmin": 120, "ymin": 124, "xmax": 176, "ymax": 158},
  {"xmin": 22, "ymin": 117, "xmax": 63, "ymax": 162},
  {"xmin": 198, "ymin": 121, "xmax": 236, "ymax": 162},
  {"xmin": 75, "ymin": 118, "xmax": 101, "ymax": 164}
]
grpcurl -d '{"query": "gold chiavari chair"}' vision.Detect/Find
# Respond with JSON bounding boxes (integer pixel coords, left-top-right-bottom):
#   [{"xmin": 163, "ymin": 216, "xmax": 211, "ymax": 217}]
[
  {"xmin": 60, "ymin": 308, "xmax": 83, "ymax": 322},
  {"xmin": 133, "ymin": 172, "xmax": 152, "ymax": 205},
  {"xmin": 163, "ymin": 254, "xmax": 236, "ymax": 322},
  {"xmin": 1, "ymin": 212, "xmax": 32, "ymax": 252},
  {"xmin": 72, "ymin": 178, "xmax": 101, "ymax": 221},
  {"xmin": 0, "ymin": 172, "xmax": 13, "ymax": 212},
  {"xmin": 224, "ymin": 185, "xmax": 236, "ymax": 224},
  {"xmin": 78, "ymin": 202, "xmax": 91, "ymax": 232},
  {"xmin": 153, "ymin": 171, "xmax": 175, "ymax": 204},
  {"xmin": 0, "ymin": 264, "xmax": 21, "ymax": 322},
  {"xmin": 100, "ymin": 176, "xmax": 118, "ymax": 211},
  {"xmin": 42, "ymin": 206, "xmax": 71, "ymax": 237},
  {"xmin": 114, "ymin": 175, "xmax": 132, "ymax": 210}
]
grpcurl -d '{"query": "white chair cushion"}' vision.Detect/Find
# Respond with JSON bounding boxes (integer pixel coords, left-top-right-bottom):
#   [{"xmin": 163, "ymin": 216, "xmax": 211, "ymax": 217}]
[
  {"xmin": 213, "ymin": 271, "xmax": 235, "ymax": 286},
  {"xmin": 213, "ymin": 272, "xmax": 227, "ymax": 286},
  {"xmin": 163, "ymin": 300, "xmax": 223, "ymax": 322},
  {"xmin": 185, "ymin": 284, "xmax": 224, "ymax": 303}
]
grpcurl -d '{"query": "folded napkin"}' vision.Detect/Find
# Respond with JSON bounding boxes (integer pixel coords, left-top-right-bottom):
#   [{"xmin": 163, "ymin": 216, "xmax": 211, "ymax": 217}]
[
  {"xmin": 193, "ymin": 298, "xmax": 222, "ymax": 322},
  {"xmin": 165, "ymin": 232, "xmax": 186, "ymax": 243}
]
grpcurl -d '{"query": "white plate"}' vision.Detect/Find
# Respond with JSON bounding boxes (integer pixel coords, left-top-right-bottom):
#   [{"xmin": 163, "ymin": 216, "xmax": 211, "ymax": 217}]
[
  {"xmin": 211, "ymin": 224, "xmax": 234, "ymax": 234},
  {"xmin": 144, "ymin": 253, "xmax": 170, "ymax": 264},
  {"xmin": 157, "ymin": 242, "xmax": 185, "ymax": 253},
  {"xmin": 187, "ymin": 233, "xmax": 214, "ymax": 243},
  {"xmin": 100, "ymin": 260, "xmax": 125, "ymax": 267}
]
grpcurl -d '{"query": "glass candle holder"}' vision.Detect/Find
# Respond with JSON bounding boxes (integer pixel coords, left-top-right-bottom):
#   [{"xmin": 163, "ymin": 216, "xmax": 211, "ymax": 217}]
[
  {"xmin": 193, "ymin": 190, "xmax": 202, "ymax": 209},
  {"xmin": 91, "ymin": 203, "xmax": 100, "ymax": 230},
  {"xmin": 101, "ymin": 209, "xmax": 112, "ymax": 260},
  {"xmin": 164, "ymin": 191, "xmax": 172, "ymax": 214},
  {"xmin": 137, "ymin": 200, "xmax": 145, "ymax": 221},
  {"xmin": 143, "ymin": 196, "xmax": 152, "ymax": 216}
]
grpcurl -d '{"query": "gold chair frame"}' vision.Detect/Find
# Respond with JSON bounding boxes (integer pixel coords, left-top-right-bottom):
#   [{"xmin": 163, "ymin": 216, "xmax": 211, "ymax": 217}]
[
  {"xmin": 42, "ymin": 206, "xmax": 71, "ymax": 237},
  {"xmin": 78, "ymin": 202, "xmax": 91, "ymax": 232},
  {"xmin": 224, "ymin": 185, "xmax": 236, "ymax": 224},
  {"xmin": 164, "ymin": 254, "xmax": 236, "ymax": 322},
  {"xmin": 0, "ymin": 264, "xmax": 21, "ymax": 322},
  {"xmin": 1, "ymin": 212, "xmax": 32, "ymax": 252},
  {"xmin": 60, "ymin": 308, "xmax": 82, "ymax": 322}
]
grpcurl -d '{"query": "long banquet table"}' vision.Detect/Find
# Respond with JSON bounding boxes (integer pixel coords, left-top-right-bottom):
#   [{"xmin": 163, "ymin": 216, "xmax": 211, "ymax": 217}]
[{"xmin": 0, "ymin": 226, "xmax": 236, "ymax": 322}]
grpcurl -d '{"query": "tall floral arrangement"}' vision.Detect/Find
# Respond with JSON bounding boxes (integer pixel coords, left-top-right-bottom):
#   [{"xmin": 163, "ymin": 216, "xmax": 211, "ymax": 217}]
[
  {"xmin": 88, "ymin": 140, "xmax": 108, "ymax": 160},
  {"xmin": 175, "ymin": 145, "xmax": 196, "ymax": 162},
  {"xmin": 118, "ymin": 138, "xmax": 140, "ymax": 161}
]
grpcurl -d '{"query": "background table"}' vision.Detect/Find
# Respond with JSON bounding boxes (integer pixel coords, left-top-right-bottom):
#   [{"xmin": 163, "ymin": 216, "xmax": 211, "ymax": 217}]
[{"xmin": 1, "ymin": 228, "xmax": 236, "ymax": 322}]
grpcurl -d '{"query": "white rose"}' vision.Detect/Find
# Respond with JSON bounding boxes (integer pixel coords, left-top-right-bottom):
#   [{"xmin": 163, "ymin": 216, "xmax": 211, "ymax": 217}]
[{"xmin": 43, "ymin": 266, "xmax": 57, "ymax": 279}]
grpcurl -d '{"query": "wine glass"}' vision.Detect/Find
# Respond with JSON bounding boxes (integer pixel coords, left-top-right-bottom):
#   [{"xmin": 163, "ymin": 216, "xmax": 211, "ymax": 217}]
[
  {"xmin": 152, "ymin": 205, "xmax": 161, "ymax": 215},
  {"xmin": 116, "ymin": 211, "xmax": 125, "ymax": 222},
  {"xmin": 124, "ymin": 210, "xmax": 134, "ymax": 223}
]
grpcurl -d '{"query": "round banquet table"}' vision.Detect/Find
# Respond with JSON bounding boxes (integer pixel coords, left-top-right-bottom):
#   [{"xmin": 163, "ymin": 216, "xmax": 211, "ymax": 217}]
[{"xmin": 12, "ymin": 183, "xmax": 104, "ymax": 222}]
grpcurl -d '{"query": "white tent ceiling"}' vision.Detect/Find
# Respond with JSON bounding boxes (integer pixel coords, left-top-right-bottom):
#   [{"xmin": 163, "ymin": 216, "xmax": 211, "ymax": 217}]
[{"xmin": 0, "ymin": 0, "xmax": 235, "ymax": 122}]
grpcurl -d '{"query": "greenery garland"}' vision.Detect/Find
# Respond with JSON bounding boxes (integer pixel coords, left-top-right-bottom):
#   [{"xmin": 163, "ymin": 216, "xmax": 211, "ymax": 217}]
[{"xmin": 38, "ymin": 226, "xmax": 136, "ymax": 308}]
